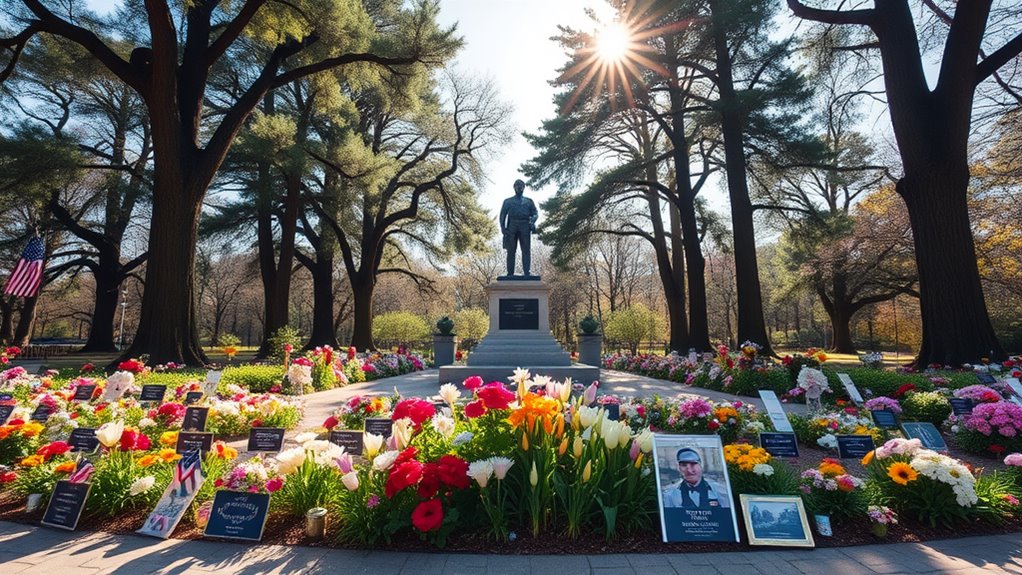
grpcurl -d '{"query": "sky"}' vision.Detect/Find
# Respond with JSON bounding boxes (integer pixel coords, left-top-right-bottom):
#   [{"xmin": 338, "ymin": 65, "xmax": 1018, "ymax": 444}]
[{"xmin": 83, "ymin": 0, "xmax": 617, "ymax": 220}]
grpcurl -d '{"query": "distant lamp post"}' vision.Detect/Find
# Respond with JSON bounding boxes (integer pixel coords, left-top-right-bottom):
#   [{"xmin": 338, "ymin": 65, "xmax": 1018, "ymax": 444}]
[{"xmin": 119, "ymin": 289, "xmax": 127, "ymax": 351}]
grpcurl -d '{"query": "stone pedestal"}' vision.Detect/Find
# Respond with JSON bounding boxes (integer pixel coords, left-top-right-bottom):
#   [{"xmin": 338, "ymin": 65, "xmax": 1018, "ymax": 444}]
[
  {"xmin": 439, "ymin": 279, "xmax": 599, "ymax": 384},
  {"xmin": 577, "ymin": 333, "xmax": 602, "ymax": 367},
  {"xmin": 433, "ymin": 334, "xmax": 456, "ymax": 367}
]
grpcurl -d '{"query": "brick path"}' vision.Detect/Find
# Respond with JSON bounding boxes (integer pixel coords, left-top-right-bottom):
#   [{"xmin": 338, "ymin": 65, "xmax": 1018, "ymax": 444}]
[{"xmin": 0, "ymin": 520, "xmax": 1019, "ymax": 574}]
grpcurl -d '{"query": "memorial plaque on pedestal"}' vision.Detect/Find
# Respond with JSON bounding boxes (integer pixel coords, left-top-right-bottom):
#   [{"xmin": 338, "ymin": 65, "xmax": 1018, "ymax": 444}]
[
  {"xmin": 68, "ymin": 428, "xmax": 100, "ymax": 453},
  {"xmin": 31, "ymin": 404, "xmax": 52, "ymax": 422},
  {"xmin": 760, "ymin": 432, "xmax": 799, "ymax": 458},
  {"xmin": 72, "ymin": 385, "xmax": 97, "ymax": 401},
  {"xmin": 498, "ymin": 298, "xmax": 539, "ymax": 330},
  {"xmin": 176, "ymin": 431, "xmax": 214, "ymax": 454},
  {"xmin": 183, "ymin": 407, "xmax": 209, "ymax": 432},
  {"xmin": 329, "ymin": 430, "xmax": 363, "ymax": 455},
  {"xmin": 949, "ymin": 398, "xmax": 974, "ymax": 416},
  {"xmin": 364, "ymin": 418, "xmax": 393, "ymax": 438},
  {"xmin": 836, "ymin": 435, "xmax": 875, "ymax": 459},
  {"xmin": 41, "ymin": 480, "xmax": 90, "ymax": 531},
  {"xmin": 247, "ymin": 428, "xmax": 285, "ymax": 452},
  {"xmin": 139, "ymin": 385, "xmax": 167, "ymax": 402}
]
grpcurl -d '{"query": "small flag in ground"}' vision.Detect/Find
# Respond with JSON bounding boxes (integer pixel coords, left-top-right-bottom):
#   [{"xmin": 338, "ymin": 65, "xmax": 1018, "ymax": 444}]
[{"xmin": 3, "ymin": 237, "xmax": 44, "ymax": 298}]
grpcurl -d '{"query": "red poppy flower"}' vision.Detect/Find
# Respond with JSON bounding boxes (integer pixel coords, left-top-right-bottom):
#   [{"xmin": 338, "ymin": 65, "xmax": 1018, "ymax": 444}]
[
  {"xmin": 476, "ymin": 383, "xmax": 515, "ymax": 410},
  {"xmin": 411, "ymin": 499, "xmax": 444, "ymax": 532},
  {"xmin": 437, "ymin": 455, "xmax": 470, "ymax": 489},
  {"xmin": 395, "ymin": 447, "xmax": 419, "ymax": 466},
  {"xmin": 417, "ymin": 463, "xmax": 441, "ymax": 499},
  {"xmin": 323, "ymin": 416, "xmax": 339, "ymax": 430},
  {"xmin": 385, "ymin": 460, "xmax": 424, "ymax": 499},
  {"xmin": 464, "ymin": 400, "xmax": 486, "ymax": 419},
  {"xmin": 392, "ymin": 399, "xmax": 436, "ymax": 429},
  {"xmin": 37, "ymin": 441, "xmax": 71, "ymax": 459},
  {"xmin": 463, "ymin": 376, "xmax": 484, "ymax": 391}
]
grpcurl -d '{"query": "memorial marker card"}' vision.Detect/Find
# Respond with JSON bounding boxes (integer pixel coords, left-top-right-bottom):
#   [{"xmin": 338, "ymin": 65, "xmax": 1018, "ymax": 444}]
[
  {"xmin": 41, "ymin": 480, "xmax": 91, "ymax": 531},
  {"xmin": 203, "ymin": 490, "xmax": 270, "ymax": 541},
  {"xmin": 836, "ymin": 435, "xmax": 875, "ymax": 460},
  {"xmin": 139, "ymin": 385, "xmax": 167, "ymax": 402},
  {"xmin": 900, "ymin": 422, "xmax": 948, "ymax": 452},
  {"xmin": 247, "ymin": 428, "xmax": 285, "ymax": 452},
  {"xmin": 138, "ymin": 450, "xmax": 205, "ymax": 539},
  {"xmin": 364, "ymin": 417, "xmax": 393, "ymax": 438},
  {"xmin": 329, "ymin": 430, "xmax": 363, "ymax": 456},
  {"xmin": 72, "ymin": 384, "xmax": 97, "ymax": 401},
  {"xmin": 182, "ymin": 406, "xmax": 210, "ymax": 432},
  {"xmin": 836, "ymin": 374, "xmax": 864, "ymax": 405},
  {"xmin": 758, "ymin": 390, "xmax": 794, "ymax": 433},
  {"xmin": 759, "ymin": 432, "xmax": 799, "ymax": 458}
]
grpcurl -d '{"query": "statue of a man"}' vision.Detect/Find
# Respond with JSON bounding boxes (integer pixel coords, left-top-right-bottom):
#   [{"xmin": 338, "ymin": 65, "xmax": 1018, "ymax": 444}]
[{"xmin": 500, "ymin": 179, "xmax": 539, "ymax": 277}]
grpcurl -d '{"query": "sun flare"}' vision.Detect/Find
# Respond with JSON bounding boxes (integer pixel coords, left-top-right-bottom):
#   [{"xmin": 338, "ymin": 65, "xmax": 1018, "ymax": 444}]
[{"xmin": 597, "ymin": 21, "xmax": 631, "ymax": 62}]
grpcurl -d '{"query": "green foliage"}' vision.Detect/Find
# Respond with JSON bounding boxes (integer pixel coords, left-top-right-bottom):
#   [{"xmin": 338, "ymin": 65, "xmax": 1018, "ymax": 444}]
[
  {"xmin": 902, "ymin": 391, "xmax": 952, "ymax": 425},
  {"xmin": 85, "ymin": 450, "xmax": 165, "ymax": 517},
  {"xmin": 451, "ymin": 308, "xmax": 489, "ymax": 348},
  {"xmin": 727, "ymin": 461, "xmax": 799, "ymax": 497},
  {"xmin": 273, "ymin": 457, "xmax": 344, "ymax": 518},
  {"xmin": 268, "ymin": 326, "xmax": 303, "ymax": 361},
  {"xmin": 973, "ymin": 471, "xmax": 1022, "ymax": 524},
  {"xmin": 137, "ymin": 371, "xmax": 206, "ymax": 387},
  {"xmin": 603, "ymin": 304, "xmax": 662, "ymax": 354},
  {"xmin": 372, "ymin": 311, "xmax": 430, "ymax": 346},
  {"xmin": 219, "ymin": 333, "xmax": 241, "ymax": 347},
  {"xmin": 220, "ymin": 365, "xmax": 286, "ymax": 393},
  {"xmin": 10, "ymin": 462, "xmax": 62, "ymax": 500},
  {"xmin": 726, "ymin": 368, "xmax": 791, "ymax": 396}
]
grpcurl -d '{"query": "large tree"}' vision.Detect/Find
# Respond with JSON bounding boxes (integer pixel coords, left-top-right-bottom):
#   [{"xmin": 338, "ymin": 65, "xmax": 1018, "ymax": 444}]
[
  {"xmin": 786, "ymin": 0, "xmax": 1022, "ymax": 364},
  {"xmin": 1, "ymin": 0, "xmax": 458, "ymax": 365}
]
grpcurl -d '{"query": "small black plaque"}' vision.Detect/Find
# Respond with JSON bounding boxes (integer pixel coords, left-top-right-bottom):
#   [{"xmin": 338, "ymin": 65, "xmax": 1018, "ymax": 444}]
[
  {"xmin": 176, "ymin": 431, "xmax": 214, "ymax": 454},
  {"xmin": 247, "ymin": 428, "xmax": 285, "ymax": 452},
  {"xmin": 870, "ymin": 410, "xmax": 899, "ymax": 430},
  {"xmin": 203, "ymin": 490, "xmax": 270, "ymax": 541},
  {"xmin": 183, "ymin": 407, "xmax": 209, "ymax": 432},
  {"xmin": 364, "ymin": 417, "xmax": 393, "ymax": 438},
  {"xmin": 901, "ymin": 422, "xmax": 948, "ymax": 452},
  {"xmin": 498, "ymin": 298, "xmax": 540, "ymax": 330},
  {"xmin": 68, "ymin": 428, "xmax": 100, "ymax": 453},
  {"xmin": 72, "ymin": 385, "xmax": 97, "ymax": 401},
  {"xmin": 836, "ymin": 435, "xmax": 875, "ymax": 459},
  {"xmin": 759, "ymin": 432, "xmax": 800, "ymax": 458},
  {"xmin": 329, "ymin": 430, "xmax": 363, "ymax": 456},
  {"xmin": 976, "ymin": 372, "xmax": 997, "ymax": 385},
  {"xmin": 41, "ymin": 480, "xmax": 91, "ymax": 531},
  {"xmin": 139, "ymin": 385, "xmax": 167, "ymax": 402},
  {"xmin": 949, "ymin": 398, "xmax": 974, "ymax": 416},
  {"xmin": 31, "ymin": 404, "xmax": 52, "ymax": 422},
  {"xmin": 603, "ymin": 403, "xmax": 620, "ymax": 421},
  {"xmin": 184, "ymin": 391, "xmax": 203, "ymax": 405},
  {"xmin": 0, "ymin": 404, "xmax": 13, "ymax": 425}
]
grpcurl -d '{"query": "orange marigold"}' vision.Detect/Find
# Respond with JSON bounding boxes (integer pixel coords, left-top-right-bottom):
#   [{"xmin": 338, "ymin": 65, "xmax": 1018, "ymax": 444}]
[
  {"xmin": 54, "ymin": 461, "xmax": 76, "ymax": 474},
  {"xmin": 887, "ymin": 462, "xmax": 918, "ymax": 486},
  {"xmin": 819, "ymin": 458, "xmax": 847, "ymax": 477}
]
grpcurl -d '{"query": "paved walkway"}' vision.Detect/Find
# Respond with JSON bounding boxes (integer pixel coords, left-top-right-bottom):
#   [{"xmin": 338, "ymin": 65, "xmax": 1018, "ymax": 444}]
[{"xmin": 0, "ymin": 520, "xmax": 1019, "ymax": 574}]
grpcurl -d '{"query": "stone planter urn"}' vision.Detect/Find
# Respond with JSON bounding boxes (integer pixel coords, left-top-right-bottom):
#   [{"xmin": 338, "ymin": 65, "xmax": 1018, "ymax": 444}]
[
  {"xmin": 577, "ymin": 315, "xmax": 602, "ymax": 366},
  {"xmin": 433, "ymin": 316, "xmax": 456, "ymax": 367}
]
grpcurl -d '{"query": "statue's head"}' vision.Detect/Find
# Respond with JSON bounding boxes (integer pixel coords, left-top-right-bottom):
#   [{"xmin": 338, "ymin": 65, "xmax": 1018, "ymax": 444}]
[{"xmin": 513, "ymin": 179, "xmax": 526, "ymax": 196}]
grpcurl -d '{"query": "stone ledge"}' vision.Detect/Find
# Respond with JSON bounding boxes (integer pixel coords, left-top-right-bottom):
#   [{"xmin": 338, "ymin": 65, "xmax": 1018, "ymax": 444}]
[{"xmin": 438, "ymin": 365, "xmax": 600, "ymax": 385}]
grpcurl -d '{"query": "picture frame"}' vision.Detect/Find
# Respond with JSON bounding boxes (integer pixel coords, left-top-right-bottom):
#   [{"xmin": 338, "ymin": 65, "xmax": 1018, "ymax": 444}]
[
  {"xmin": 652, "ymin": 434, "xmax": 740, "ymax": 543},
  {"xmin": 739, "ymin": 494, "xmax": 815, "ymax": 548}
]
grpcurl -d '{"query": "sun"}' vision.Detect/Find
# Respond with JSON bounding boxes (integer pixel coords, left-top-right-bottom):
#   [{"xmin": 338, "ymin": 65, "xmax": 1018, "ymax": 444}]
[{"xmin": 597, "ymin": 21, "xmax": 631, "ymax": 63}]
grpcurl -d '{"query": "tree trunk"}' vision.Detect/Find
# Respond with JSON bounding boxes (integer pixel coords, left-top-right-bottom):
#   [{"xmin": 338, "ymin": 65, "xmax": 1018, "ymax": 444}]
[
  {"xmin": 350, "ymin": 273, "xmax": 376, "ymax": 351},
  {"xmin": 13, "ymin": 294, "xmax": 38, "ymax": 348},
  {"xmin": 305, "ymin": 247, "xmax": 339, "ymax": 349},
  {"xmin": 80, "ymin": 264, "xmax": 120, "ymax": 353},
  {"xmin": 0, "ymin": 297, "xmax": 14, "ymax": 344},
  {"xmin": 119, "ymin": 179, "xmax": 207, "ymax": 366},
  {"xmin": 898, "ymin": 167, "xmax": 1004, "ymax": 365},
  {"xmin": 710, "ymin": 3, "xmax": 773, "ymax": 355}
]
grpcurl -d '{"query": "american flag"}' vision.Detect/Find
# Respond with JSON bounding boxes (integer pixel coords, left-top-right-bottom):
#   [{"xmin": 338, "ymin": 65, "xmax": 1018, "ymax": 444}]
[{"xmin": 3, "ymin": 237, "xmax": 44, "ymax": 298}]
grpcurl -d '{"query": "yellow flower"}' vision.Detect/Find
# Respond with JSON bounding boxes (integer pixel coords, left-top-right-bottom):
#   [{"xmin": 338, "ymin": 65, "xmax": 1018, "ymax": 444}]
[
  {"xmin": 20, "ymin": 454, "xmax": 44, "ymax": 467},
  {"xmin": 819, "ymin": 459, "xmax": 847, "ymax": 477},
  {"xmin": 887, "ymin": 462, "xmax": 918, "ymax": 486},
  {"xmin": 20, "ymin": 422, "xmax": 44, "ymax": 437},
  {"xmin": 581, "ymin": 460, "xmax": 592, "ymax": 483},
  {"xmin": 158, "ymin": 448, "xmax": 182, "ymax": 463},
  {"xmin": 507, "ymin": 392, "xmax": 561, "ymax": 432},
  {"xmin": 861, "ymin": 450, "xmax": 875, "ymax": 466},
  {"xmin": 54, "ymin": 461, "xmax": 76, "ymax": 474},
  {"xmin": 160, "ymin": 431, "xmax": 179, "ymax": 447},
  {"xmin": 521, "ymin": 433, "xmax": 530, "ymax": 452},
  {"xmin": 558, "ymin": 437, "xmax": 568, "ymax": 456},
  {"xmin": 138, "ymin": 454, "xmax": 159, "ymax": 467}
]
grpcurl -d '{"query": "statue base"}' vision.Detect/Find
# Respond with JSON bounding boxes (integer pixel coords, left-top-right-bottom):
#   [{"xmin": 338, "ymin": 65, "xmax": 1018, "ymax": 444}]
[{"xmin": 495, "ymin": 274, "xmax": 541, "ymax": 281}]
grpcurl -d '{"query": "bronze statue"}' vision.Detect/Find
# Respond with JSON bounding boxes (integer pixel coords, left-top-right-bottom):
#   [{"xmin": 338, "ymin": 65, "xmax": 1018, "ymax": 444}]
[{"xmin": 500, "ymin": 179, "xmax": 539, "ymax": 277}]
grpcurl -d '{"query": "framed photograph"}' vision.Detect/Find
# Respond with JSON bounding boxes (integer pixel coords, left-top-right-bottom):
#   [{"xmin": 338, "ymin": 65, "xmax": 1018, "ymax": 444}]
[
  {"xmin": 652, "ymin": 434, "xmax": 740, "ymax": 543},
  {"xmin": 739, "ymin": 494, "xmax": 815, "ymax": 548}
]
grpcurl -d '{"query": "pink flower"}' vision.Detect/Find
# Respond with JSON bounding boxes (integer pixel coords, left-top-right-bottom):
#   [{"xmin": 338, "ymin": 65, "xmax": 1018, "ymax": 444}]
[
  {"xmin": 463, "ymin": 376, "xmax": 484, "ymax": 391},
  {"xmin": 1003, "ymin": 453, "xmax": 1022, "ymax": 467},
  {"xmin": 266, "ymin": 477, "xmax": 284, "ymax": 492}
]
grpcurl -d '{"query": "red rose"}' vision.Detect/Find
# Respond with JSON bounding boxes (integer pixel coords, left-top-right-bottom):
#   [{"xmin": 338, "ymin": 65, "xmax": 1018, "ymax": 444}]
[
  {"xmin": 411, "ymin": 499, "xmax": 444, "ymax": 532},
  {"xmin": 293, "ymin": 357, "xmax": 313, "ymax": 367},
  {"xmin": 476, "ymin": 383, "xmax": 515, "ymax": 410},
  {"xmin": 417, "ymin": 463, "xmax": 441, "ymax": 499},
  {"xmin": 894, "ymin": 383, "xmax": 917, "ymax": 398},
  {"xmin": 463, "ymin": 400, "xmax": 486, "ymax": 419},
  {"xmin": 707, "ymin": 420, "xmax": 720, "ymax": 431},
  {"xmin": 0, "ymin": 471, "xmax": 17, "ymax": 483},
  {"xmin": 323, "ymin": 416, "xmax": 339, "ymax": 430},
  {"xmin": 385, "ymin": 460, "xmax": 424, "ymax": 498},
  {"xmin": 392, "ymin": 399, "xmax": 435, "ymax": 428},
  {"xmin": 347, "ymin": 346, "xmax": 357, "ymax": 361},
  {"xmin": 989, "ymin": 444, "xmax": 1007, "ymax": 454},
  {"xmin": 395, "ymin": 446, "xmax": 419, "ymax": 465},
  {"xmin": 463, "ymin": 376, "xmax": 484, "ymax": 391},
  {"xmin": 437, "ymin": 455, "xmax": 470, "ymax": 489},
  {"xmin": 118, "ymin": 359, "xmax": 145, "ymax": 373},
  {"xmin": 636, "ymin": 405, "xmax": 646, "ymax": 418},
  {"xmin": 120, "ymin": 429, "xmax": 151, "ymax": 451}
]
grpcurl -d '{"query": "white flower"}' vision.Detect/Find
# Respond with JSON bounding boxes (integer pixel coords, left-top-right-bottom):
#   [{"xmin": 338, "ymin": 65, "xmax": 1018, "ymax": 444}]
[
  {"xmin": 533, "ymin": 375, "xmax": 554, "ymax": 397},
  {"xmin": 431, "ymin": 414, "xmax": 455, "ymax": 439},
  {"xmin": 439, "ymin": 383, "xmax": 461, "ymax": 406},
  {"xmin": 817, "ymin": 434, "xmax": 838, "ymax": 449},
  {"xmin": 452, "ymin": 431, "xmax": 474, "ymax": 446},
  {"xmin": 488, "ymin": 457, "xmax": 515, "ymax": 480},
  {"xmin": 558, "ymin": 378, "xmax": 572, "ymax": 403},
  {"xmin": 303, "ymin": 440, "xmax": 345, "ymax": 465},
  {"xmin": 797, "ymin": 367, "xmax": 831, "ymax": 400},
  {"xmin": 294, "ymin": 432, "xmax": 319, "ymax": 444},
  {"xmin": 509, "ymin": 367, "xmax": 532, "ymax": 385},
  {"xmin": 753, "ymin": 464, "xmax": 774, "ymax": 476},
  {"xmin": 341, "ymin": 471, "xmax": 360, "ymax": 491},
  {"xmin": 468, "ymin": 459, "xmax": 495, "ymax": 488},
  {"xmin": 578, "ymin": 406, "xmax": 601, "ymax": 429},
  {"xmin": 635, "ymin": 429, "xmax": 654, "ymax": 454},
  {"xmin": 96, "ymin": 420, "xmax": 125, "ymax": 448},
  {"xmin": 600, "ymin": 418, "xmax": 621, "ymax": 449},
  {"xmin": 373, "ymin": 450, "xmax": 399, "ymax": 471},
  {"xmin": 745, "ymin": 421, "xmax": 765, "ymax": 433},
  {"xmin": 103, "ymin": 372, "xmax": 134, "ymax": 402},
  {"xmin": 137, "ymin": 417, "xmax": 157, "ymax": 429},
  {"xmin": 129, "ymin": 476, "xmax": 156, "ymax": 496},
  {"xmin": 275, "ymin": 447, "xmax": 307, "ymax": 475},
  {"xmin": 363, "ymin": 433, "xmax": 384, "ymax": 458},
  {"xmin": 287, "ymin": 363, "xmax": 313, "ymax": 387}
]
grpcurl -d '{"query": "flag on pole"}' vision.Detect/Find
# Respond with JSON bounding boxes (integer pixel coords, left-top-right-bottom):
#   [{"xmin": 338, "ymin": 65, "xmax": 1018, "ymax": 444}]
[{"xmin": 3, "ymin": 236, "xmax": 44, "ymax": 298}]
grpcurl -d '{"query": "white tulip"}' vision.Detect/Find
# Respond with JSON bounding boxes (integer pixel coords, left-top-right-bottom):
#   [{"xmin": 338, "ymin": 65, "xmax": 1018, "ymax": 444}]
[
  {"xmin": 439, "ymin": 383, "xmax": 461, "ymax": 406},
  {"xmin": 468, "ymin": 459, "xmax": 495, "ymax": 488},
  {"xmin": 363, "ymin": 432, "xmax": 384, "ymax": 458},
  {"xmin": 578, "ymin": 406, "xmax": 600, "ymax": 429},
  {"xmin": 341, "ymin": 471, "xmax": 360, "ymax": 491},
  {"xmin": 373, "ymin": 450, "xmax": 400, "ymax": 471},
  {"xmin": 96, "ymin": 420, "xmax": 124, "ymax": 448}
]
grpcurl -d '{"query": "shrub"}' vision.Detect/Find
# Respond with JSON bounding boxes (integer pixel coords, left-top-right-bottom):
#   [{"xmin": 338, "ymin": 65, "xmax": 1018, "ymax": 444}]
[
  {"xmin": 902, "ymin": 391, "xmax": 952, "ymax": 425},
  {"xmin": 451, "ymin": 308, "xmax": 489, "ymax": 350},
  {"xmin": 726, "ymin": 368, "xmax": 791, "ymax": 396},
  {"xmin": 954, "ymin": 402, "xmax": 1022, "ymax": 456},
  {"xmin": 799, "ymin": 458, "xmax": 866, "ymax": 522},
  {"xmin": 267, "ymin": 326, "xmax": 303, "ymax": 361},
  {"xmin": 723, "ymin": 444, "xmax": 799, "ymax": 496},
  {"xmin": 372, "ymin": 311, "xmax": 430, "ymax": 347},
  {"xmin": 218, "ymin": 333, "xmax": 241, "ymax": 347},
  {"xmin": 220, "ymin": 365, "xmax": 286, "ymax": 393},
  {"xmin": 603, "ymin": 304, "xmax": 662, "ymax": 355}
]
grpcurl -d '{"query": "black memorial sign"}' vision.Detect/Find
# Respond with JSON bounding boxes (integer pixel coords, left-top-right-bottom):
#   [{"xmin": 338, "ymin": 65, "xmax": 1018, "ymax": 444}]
[
  {"xmin": 870, "ymin": 410, "xmax": 899, "ymax": 430},
  {"xmin": 329, "ymin": 430, "xmax": 363, "ymax": 456},
  {"xmin": 976, "ymin": 372, "xmax": 997, "ymax": 385},
  {"xmin": 176, "ymin": 431, "xmax": 214, "ymax": 454},
  {"xmin": 247, "ymin": 428, "xmax": 285, "ymax": 452},
  {"xmin": 68, "ymin": 428, "xmax": 100, "ymax": 453},
  {"xmin": 31, "ymin": 404, "xmax": 52, "ymax": 422},
  {"xmin": 72, "ymin": 385, "xmax": 97, "ymax": 401},
  {"xmin": 836, "ymin": 435, "xmax": 875, "ymax": 460},
  {"xmin": 604, "ymin": 403, "xmax": 620, "ymax": 421},
  {"xmin": 498, "ymin": 298, "xmax": 539, "ymax": 330},
  {"xmin": 203, "ymin": 490, "xmax": 270, "ymax": 541},
  {"xmin": 41, "ymin": 480, "xmax": 91, "ymax": 531},
  {"xmin": 901, "ymin": 422, "xmax": 948, "ymax": 452},
  {"xmin": 183, "ymin": 407, "xmax": 209, "ymax": 432},
  {"xmin": 139, "ymin": 385, "xmax": 167, "ymax": 402},
  {"xmin": 184, "ymin": 391, "xmax": 203, "ymax": 405},
  {"xmin": 949, "ymin": 398, "xmax": 974, "ymax": 416},
  {"xmin": 759, "ymin": 432, "xmax": 800, "ymax": 458},
  {"xmin": 364, "ymin": 417, "xmax": 393, "ymax": 438},
  {"xmin": 0, "ymin": 404, "xmax": 13, "ymax": 425}
]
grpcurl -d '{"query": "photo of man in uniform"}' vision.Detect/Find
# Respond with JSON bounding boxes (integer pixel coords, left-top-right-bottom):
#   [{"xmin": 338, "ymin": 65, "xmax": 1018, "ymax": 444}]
[
  {"xmin": 653, "ymin": 435, "xmax": 739, "ymax": 543},
  {"xmin": 661, "ymin": 448, "xmax": 725, "ymax": 509}
]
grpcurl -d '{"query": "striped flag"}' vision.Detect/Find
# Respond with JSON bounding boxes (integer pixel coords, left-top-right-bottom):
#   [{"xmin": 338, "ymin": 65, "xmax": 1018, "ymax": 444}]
[{"xmin": 3, "ymin": 237, "xmax": 44, "ymax": 298}]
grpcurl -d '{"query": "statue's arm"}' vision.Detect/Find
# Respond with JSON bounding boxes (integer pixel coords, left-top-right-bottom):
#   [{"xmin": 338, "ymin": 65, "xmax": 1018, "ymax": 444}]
[
  {"xmin": 529, "ymin": 199, "xmax": 539, "ymax": 227},
  {"xmin": 499, "ymin": 200, "xmax": 508, "ymax": 233}
]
